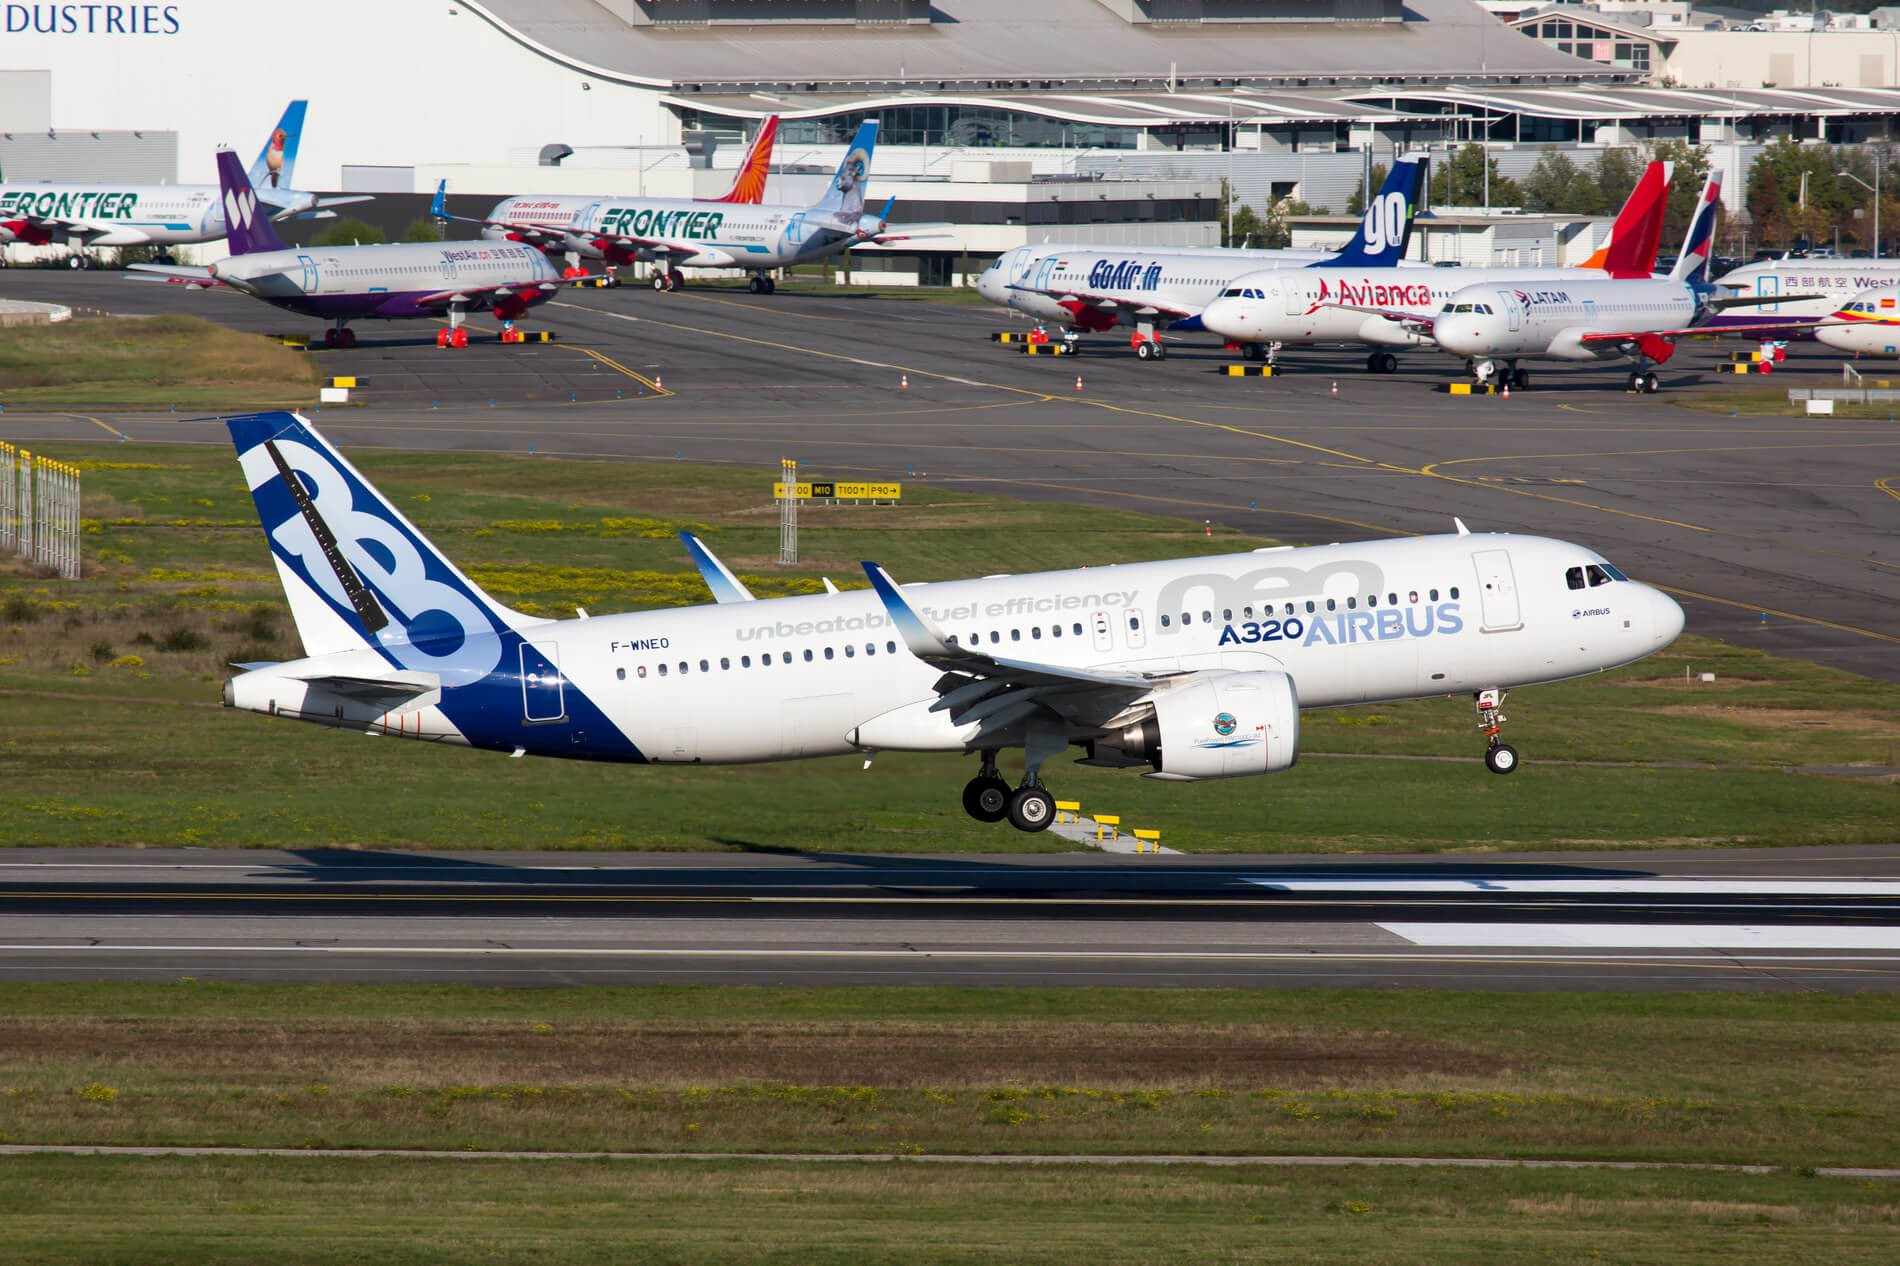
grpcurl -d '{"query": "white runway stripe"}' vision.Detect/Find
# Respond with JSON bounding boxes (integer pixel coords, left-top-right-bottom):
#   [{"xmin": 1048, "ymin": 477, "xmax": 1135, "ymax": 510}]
[
  {"xmin": 1255, "ymin": 879, "xmax": 1900, "ymax": 895},
  {"xmin": 1378, "ymin": 923, "xmax": 1900, "ymax": 949}
]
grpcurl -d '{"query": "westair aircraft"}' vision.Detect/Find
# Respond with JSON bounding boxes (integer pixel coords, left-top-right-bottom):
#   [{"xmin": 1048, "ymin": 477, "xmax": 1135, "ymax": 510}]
[
  {"xmin": 217, "ymin": 412, "xmax": 1686, "ymax": 833},
  {"xmin": 1333, "ymin": 177, "xmax": 1819, "ymax": 392},
  {"xmin": 973, "ymin": 156, "xmax": 1430, "ymax": 361},
  {"xmin": 130, "ymin": 150, "xmax": 582, "ymax": 348},
  {"xmin": 1814, "ymin": 285, "xmax": 1900, "ymax": 354},
  {"xmin": 0, "ymin": 101, "xmax": 366, "ymax": 267},
  {"xmin": 1198, "ymin": 161, "xmax": 1672, "ymax": 373},
  {"xmin": 1712, "ymin": 256, "xmax": 1900, "ymax": 327},
  {"xmin": 447, "ymin": 120, "xmax": 925, "ymax": 293}
]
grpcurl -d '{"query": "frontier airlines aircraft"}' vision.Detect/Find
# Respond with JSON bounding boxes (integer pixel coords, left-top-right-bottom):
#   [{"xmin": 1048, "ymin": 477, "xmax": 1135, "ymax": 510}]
[{"xmin": 218, "ymin": 413, "xmax": 1684, "ymax": 833}]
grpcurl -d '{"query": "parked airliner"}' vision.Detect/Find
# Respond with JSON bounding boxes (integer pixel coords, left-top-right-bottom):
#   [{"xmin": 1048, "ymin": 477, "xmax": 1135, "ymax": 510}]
[
  {"xmin": 1814, "ymin": 285, "xmax": 1900, "ymax": 355},
  {"xmin": 1198, "ymin": 161, "xmax": 1672, "ymax": 373},
  {"xmin": 218, "ymin": 412, "xmax": 1685, "ymax": 833},
  {"xmin": 0, "ymin": 101, "xmax": 366, "ymax": 267},
  {"xmin": 451, "ymin": 120, "xmax": 921, "ymax": 293},
  {"xmin": 1714, "ymin": 256, "xmax": 1900, "ymax": 327},
  {"xmin": 972, "ymin": 156, "xmax": 1429, "ymax": 360},
  {"xmin": 131, "ymin": 151, "xmax": 577, "ymax": 348}
]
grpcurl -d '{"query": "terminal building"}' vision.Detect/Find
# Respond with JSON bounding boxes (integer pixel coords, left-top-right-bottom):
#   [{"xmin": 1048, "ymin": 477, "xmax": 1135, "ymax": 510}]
[{"xmin": 4, "ymin": 0, "xmax": 1899, "ymax": 278}]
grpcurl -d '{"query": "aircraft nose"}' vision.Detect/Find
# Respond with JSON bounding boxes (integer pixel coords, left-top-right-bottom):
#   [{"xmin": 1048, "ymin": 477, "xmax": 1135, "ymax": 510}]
[{"xmin": 1650, "ymin": 587, "xmax": 1685, "ymax": 649}]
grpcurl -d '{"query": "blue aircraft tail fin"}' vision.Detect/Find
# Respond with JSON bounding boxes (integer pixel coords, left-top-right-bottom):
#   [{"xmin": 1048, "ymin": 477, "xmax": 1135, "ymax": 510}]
[
  {"xmin": 247, "ymin": 100, "xmax": 306, "ymax": 192},
  {"xmin": 225, "ymin": 412, "xmax": 541, "ymax": 677},
  {"xmin": 1319, "ymin": 155, "xmax": 1428, "ymax": 269},
  {"xmin": 814, "ymin": 120, "xmax": 878, "ymax": 217}
]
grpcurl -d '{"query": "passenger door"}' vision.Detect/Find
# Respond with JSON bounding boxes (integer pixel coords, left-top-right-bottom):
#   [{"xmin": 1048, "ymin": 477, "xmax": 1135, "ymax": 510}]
[
  {"xmin": 519, "ymin": 642, "xmax": 567, "ymax": 723},
  {"xmin": 1470, "ymin": 550, "xmax": 1523, "ymax": 632}
]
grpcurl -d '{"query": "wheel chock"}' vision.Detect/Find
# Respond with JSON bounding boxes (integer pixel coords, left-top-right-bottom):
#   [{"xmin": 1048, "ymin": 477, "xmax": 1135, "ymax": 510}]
[
  {"xmin": 329, "ymin": 376, "xmax": 359, "ymax": 389},
  {"xmin": 1440, "ymin": 382, "xmax": 1500, "ymax": 395},
  {"xmin": 1021, "ymin": 342, "xmax": 1073, "ymax": 356},
  {"xmin": 1223, "ymin": 365, "xmax": 1276, "ymax": 376},
  {"xmin": 991, "ymin": 331, "xmax": 1027, "ymax": 343}
]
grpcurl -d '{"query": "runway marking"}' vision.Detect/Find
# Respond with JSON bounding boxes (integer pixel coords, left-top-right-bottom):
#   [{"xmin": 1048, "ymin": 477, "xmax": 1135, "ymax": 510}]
[
  {"xmin": 1658, "ymin": 584, "xmax": 1900, "ymax": 647},
  {"xmin": 1256, "ymin": 879, "xmax": 1900, "ymax": 896},
  {"xmin": 1879, "ymin": 474, "xmax": 1900, "ymax": 504},
  {"xmin": 575, "ymin": 347, "xmax": 672, "ymax": 397},
  {"xmin": 1381, "ymin": 922, "xmax": 1900, "ymax": 949},
  {"xmin": 67, "ymin": 412, "xmax": 128, "ymax": 440}
]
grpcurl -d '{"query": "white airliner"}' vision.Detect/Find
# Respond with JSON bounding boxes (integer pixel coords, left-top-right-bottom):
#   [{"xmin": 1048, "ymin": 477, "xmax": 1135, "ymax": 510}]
[
  {"xmin": 448, "ymin": 121, "xmax": 927, "ymax": 293},
  {"xmin": 217, "ymin": 412, "xmax": 1685, "ymax": 833},
  {"xmin": 1814, "ymin": 286, "xmax": 1900, "ymax": 354},
  {"xmin": 1713, "ymin": 256, "xmax": 1900, "ymax": 327},
  {"xmin": 1198, "ymin": 161, "xmax": 1673, "ymax": 373},
  {"xmin": 0, "ymin": 101, "xmax": 366, "ymax": 267},
  {"xmin": 972, "ymin": 157, "xmax": 1429, "ymax": 360}
]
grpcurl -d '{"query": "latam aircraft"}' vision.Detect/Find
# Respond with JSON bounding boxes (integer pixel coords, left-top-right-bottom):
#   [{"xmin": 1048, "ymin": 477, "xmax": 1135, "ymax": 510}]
[
  {"xmin": 1199, "ymin": 161, "xmax": 1672, "ymax": 373},
  {"xmin": 972, "ymin": 156, "xmax": 1430, "ymax": 361},
  {"xmin": 0, "ymin": 101, "xmax": 366, "ymax": 267},
  {"xmin": 453, "ymin": 120, "xmax": 919, "ymax": 293},
  {"xmin": 218, "ymin": 412, "xmax": 1685, "ymax": 832},
  {"xmin": 1814, "ymin": 286, "xmax": 1900, "ymax": 355},
  {"xmin": 132, "ymin": 151, "xmax": 575, "ymax": 348}
]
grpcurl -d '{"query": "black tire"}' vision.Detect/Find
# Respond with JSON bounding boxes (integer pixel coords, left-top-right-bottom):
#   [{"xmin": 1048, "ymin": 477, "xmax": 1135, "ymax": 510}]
[
  {"xmin": 1484, "ymin": 744, "xmax": 1520, "ymax": 775},
  {"xmin": 1155, "ymin": 342, "xmax": 1168, "ymax": 360},
  {"xmin": 652, "ymin": 274, "xmax": 669, "ymax": 292},
  {"xmin": 1513, "ymin": 369, "xmax": 1529, "ymax": 389},
  {"xmin": 1136, "ymin": 341, "xmax": 1155, "ymax": 361},
  {"xmin": 962, "ymin": 776, "xmax": 1011, "ymax": 824},
  {"xmin": 1377, "ymin": 352, "xmax": 1399, "ymax": 374},
  {"xmin": 748, "ymin": 276, "xmax": 766, "ymax": 295},
  {"xmin": 763, "ymin": 278, "xmax": 776, "ymax": 294},
  {"xmin": 1006, "ymin": 786, "xmax": 1057, "ymax": 833},
  {"xmin": 1644, "ymin": 373, "xmax": 1661, "ymax": 394}
]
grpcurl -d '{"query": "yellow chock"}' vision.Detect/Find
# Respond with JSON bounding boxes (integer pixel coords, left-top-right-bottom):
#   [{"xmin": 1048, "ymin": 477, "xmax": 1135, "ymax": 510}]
[
  {"xmin": 1054, "ymin": 800, "xmax": 1081, "ymax": 824},
  {"xmin": 330, "ymin": 376, "xmax": 358, "ymax": 389},
  {"xmin": 1093, "ymin": 814, "xmax": 1121, "ymax": 843},
  {"xmin": 1223, "ymin": 365, "xmax": 1276, "ymax": 377},
  {"xmin": 1132, "ymin": 829, "xmax": 1162, "ymax": 855}
]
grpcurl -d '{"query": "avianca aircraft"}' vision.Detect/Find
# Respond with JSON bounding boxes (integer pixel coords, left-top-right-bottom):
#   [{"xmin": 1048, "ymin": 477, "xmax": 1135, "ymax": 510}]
[
  {"xmin": 131, "ymin": 151, "xmax": 577, "ymax": 348},
  {"xmin": 1345, "ymin": 177, "xmax": 1817, "ymax": 392},
  {"xmin": 1199, "ymin": 161, "xmax": 1672, "ymax": 373},
  {"xmin": 1814, "ymin": 285, "xmax": 1900, "ymax": 355},
  {"xmin": 218, "ymin": 412, "xmax": 1685, "ymax": 833},
  {"xmin": 450, "ymin": 120, "xmax": 919, "ymax": 293},
  {"xmin": 972, "ymin": 156, "xmax": 1430, "ymax": 361},
  {"xmin": 0, "ymin": 101, "xmax": 366, "ymax": 267}
]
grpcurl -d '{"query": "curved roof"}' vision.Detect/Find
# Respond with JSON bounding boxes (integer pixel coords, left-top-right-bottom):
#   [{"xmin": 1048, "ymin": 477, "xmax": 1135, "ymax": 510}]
[{"xmin": 467, "ymin": 0, "xmax": 1624, "ymax": 92}]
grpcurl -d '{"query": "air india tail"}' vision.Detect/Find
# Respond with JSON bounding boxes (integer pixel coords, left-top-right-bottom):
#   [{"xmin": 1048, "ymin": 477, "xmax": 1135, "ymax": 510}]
[
  {"xmin": 705, "ymin": 115, "xmax": 780, "ymax": 205},
  {"xmin": 1578, "ymin": 161, "xmax": 1670, "ymax": 279}
]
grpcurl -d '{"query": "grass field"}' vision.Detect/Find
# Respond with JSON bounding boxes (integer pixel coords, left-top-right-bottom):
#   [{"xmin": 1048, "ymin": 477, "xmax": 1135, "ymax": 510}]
[
  {"xmin": 0, "ymin": 315, "xmax": 316, "ymax": 409},
  {"xmin": 4, "ymin": 984, "xmax": 1900, "ymax": 1263},
  {"xmin": 1, "ymin": 443, "xmax": 1895, "ymax": 850},
  {"xmin": 4, "ymin": 984, "xmax": 1897, "ymax": 1167},
  {"xmin": 7, "ymin": 1154, "xmax": 1898, "ymax": 1266}
]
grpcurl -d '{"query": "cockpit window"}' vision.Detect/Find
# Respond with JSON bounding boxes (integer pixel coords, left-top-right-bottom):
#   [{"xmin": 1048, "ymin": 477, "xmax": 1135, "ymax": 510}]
[
  {"xmin": 1222, "ymin": 288, "xmax": 1244, "ymax": 298},
  {"xmin": 1441, "ymin": 303, "xmax": 1456, "ymax": 313},
  {"xmin": 1599, "ymin": 562, "xmax": 1628, "ymax": 582},
  {"xmin": 1585, "ymin": 564, "xmax": 1615, "ymax": 587},
  {"xmin": 1477, "ymin": 304, "xmax": 1494, "ymax": 315},
  {"xmin": 1565, "ymin": 566, "xmax": 1586, "ymax": 591}
]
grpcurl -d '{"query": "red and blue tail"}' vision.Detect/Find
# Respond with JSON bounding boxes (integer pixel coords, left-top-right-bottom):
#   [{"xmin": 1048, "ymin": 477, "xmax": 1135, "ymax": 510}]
[{"xmin": 1671, "ymin": 176, "xmax": 1722, "ymax": 284}]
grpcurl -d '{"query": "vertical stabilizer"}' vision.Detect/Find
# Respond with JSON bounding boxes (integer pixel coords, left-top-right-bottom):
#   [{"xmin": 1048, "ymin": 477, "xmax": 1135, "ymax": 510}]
[
  {"xmin": 248, "ymin": 100, "xmax": 306, "ymax": 192},
  {"xmin": 1591, "ymin": 160, "xmax": 1670, "ymax": 278},
  {"xmin": 1670, "ymin": 176, "xmax": 1722, "ymax": 283},
  {"xmin": 226, "ymin": 412, "xmax": 543, "ymax": 678},
  {"xmin": 708, "ymin": 115, "xmax": 779, "ymax": 205},
  {"xmin": 814, "ymin": 120, "xmax": 878, "ymax": 218},
  {"xmin": 215, "ymin": 149, "xmax": 289, "ymax": 255},
  {"xmin": 1319, "ymin": 155, "xmax": 1428, "ymax": 269}
]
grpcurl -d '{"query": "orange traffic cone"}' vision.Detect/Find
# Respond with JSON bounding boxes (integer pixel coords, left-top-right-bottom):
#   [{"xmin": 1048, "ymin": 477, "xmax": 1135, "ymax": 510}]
[
  {"xmin": 1501, "ymin": 380, "xmax": 1511, "ymax": 399},
  {"xmin": 1074, "ymin": 374, "xmax": 1083, "ymax": 391},
  {"xmin": 1330, "ymin": 381, "xmax": 1338, "ymax": 396},
  {"xmin": 654, "ymin": 375, "xmax": 663, "ymax": 390},
  {"xmin": 900, "ymin": 373, "xmax": 909, "ymax": 389}
]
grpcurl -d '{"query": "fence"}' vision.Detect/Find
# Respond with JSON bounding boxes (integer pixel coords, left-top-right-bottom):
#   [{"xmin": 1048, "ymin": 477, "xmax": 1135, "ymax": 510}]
[{"xmin": 0, "ymin": 443, "xmax": 82, "ymax": 579}]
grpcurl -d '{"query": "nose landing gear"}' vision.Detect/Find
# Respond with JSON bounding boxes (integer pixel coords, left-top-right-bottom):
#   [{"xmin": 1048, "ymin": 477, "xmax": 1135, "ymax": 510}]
[{"xmin": 1475, "ymin": 689, "xmax": 1519, "ymax": 775}]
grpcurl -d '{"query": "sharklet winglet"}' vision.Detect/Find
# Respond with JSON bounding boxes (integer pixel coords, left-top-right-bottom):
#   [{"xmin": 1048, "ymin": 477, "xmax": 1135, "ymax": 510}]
[
  {"xmin": 860, "ymin": 562, "xmax": 953, "ymax": 657},
  {"xmin": 680, "ymin": 531, "xmax": 755, "ymax": 604}
]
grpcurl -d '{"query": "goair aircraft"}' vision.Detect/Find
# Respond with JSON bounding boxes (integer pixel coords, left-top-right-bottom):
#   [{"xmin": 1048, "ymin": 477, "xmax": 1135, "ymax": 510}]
[
  {"xmin": 1335, "ymin": 177, "xmax": 1815, "ymax": 392},
  {"xmin": 0, "ymin": 101, "xmax": 366, "ymax": 268},
  {"xmin": 1814, "ymin": 285, "xmax": 1900, "ymax": 355},
  {"xmin": 452, "ymin": 120, "xmax": 920, "ymax": 293},
  {"xmin": 217, "ymin": 412, "xmax": 1685, "ymax": 833},
  {"xmin": 972, "ymin": 156, "xmax": 1430, "ymax": 361},
  {"xmin": 131, "ymin": 151, "xmax": 576, "ymax": 348},
  {"xmin": 1199, "ymin": 161, "xmax": 1672, "ymax": 373}
]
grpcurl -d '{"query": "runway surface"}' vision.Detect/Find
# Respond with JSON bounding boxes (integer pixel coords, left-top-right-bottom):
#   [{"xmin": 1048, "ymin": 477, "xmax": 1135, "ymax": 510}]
[
  {"xmin": 6, "ymin": 846, "xmax": 1900, "ymax": 991},
  {"xmin": 2, "ymin": 273, "xmax": 1897, "ymax": 681}
]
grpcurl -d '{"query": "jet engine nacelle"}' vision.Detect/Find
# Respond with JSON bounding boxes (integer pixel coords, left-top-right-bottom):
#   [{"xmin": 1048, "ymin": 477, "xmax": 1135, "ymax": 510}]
[{"xmin": 1098, "ymin": 670, "xmax": 1300, "ymax": 781}]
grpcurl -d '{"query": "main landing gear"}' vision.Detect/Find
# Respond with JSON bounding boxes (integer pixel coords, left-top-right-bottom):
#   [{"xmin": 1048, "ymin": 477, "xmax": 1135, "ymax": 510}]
[
  {"xmin": 747, "ymin": 273, "xmax": 777, "ymax": 295},
  {"xmin": 960, "ymin": 749, "xmax": 1060, "ymax": 833},
  {"xmin": 324, "ymin": 321, "xmax": 358, "ymax": 349},
  {"xmin": 1134, "ymin": 336, "xmax": 1168, "ymax": 361},
  {"xmin": 652, "ymin": 268, "xmax": 687, "ymax": 292},
  {"xmin": 1366, "ymin": 351, "xmax": 1399, "ymax": 374},
  {"xmin": 1626, "ymin": 369, "xmax": 1661, "ymax": 394},
  {"xmin": 1472, "ymin": 360, "xmax": 1529, "ymax": 390},
  {"xmin": 1475, "ymin": 689, "xmax": 1519, "ymax": 775}
]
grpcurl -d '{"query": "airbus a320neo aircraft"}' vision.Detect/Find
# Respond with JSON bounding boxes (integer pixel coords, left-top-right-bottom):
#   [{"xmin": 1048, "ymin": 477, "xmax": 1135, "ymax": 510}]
[{"xmin": 217, "ymin": 413, "xmax": 1685, "ymax": 833}]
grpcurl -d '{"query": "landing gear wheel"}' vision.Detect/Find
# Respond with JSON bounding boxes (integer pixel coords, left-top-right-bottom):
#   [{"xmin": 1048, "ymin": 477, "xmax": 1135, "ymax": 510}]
[
  {"xmin": 324, "ymin": 328, "xmax": 342, "ymax": 348},
  {"xmin": 1136, "ymin": 341, "xmax": 1156, "ymax": 361},
  {"xmin": 1155, "ymin": 341, "xmax": 1168, "ymax": 360},
  {"xmin": 339, "ymin": 328, "xmax": 357, "ymax": 349},
  {"xmin": 1375, "ymin": 352, "xmax": 1399, "ymax": 374},
  {"xmin": 961, "ymin": 776, "xmax": 1011, "ymax": 824},
  {"xmin": 652, "ymin": 273, "xmax": 670, "ymax": 292},
  {"xmin": 1643, "ymin": 372, "xmax": 1660, "ymax": 394},
  {"xmin": 68, "ymin": 254, "xmax": 87, "ymax": 270},
  {"xmin": 1511, "ymin": 368, "xmax": 1529, "ymax": 389},
  {"xmin": 763, "ymin": 277, "xmax": 776, "ymax": 294},
  {"xmin": 669, "ymin": 270, "xmax": 686, "ymax": 291},
  {"xmin": 1244, "ymin": 343, "xmax": 1266, "ymax": 363},
  {"xmin": 748, "ymin": 275, "xmax": 767, "ymax": 295},
  {"xmin": 1006, "ymin": 786, "xmax": 1057, "ymax": 833},
  {"xmin": 1484, "ymin": 743, "xmax": 1520, "ymax": 776}
]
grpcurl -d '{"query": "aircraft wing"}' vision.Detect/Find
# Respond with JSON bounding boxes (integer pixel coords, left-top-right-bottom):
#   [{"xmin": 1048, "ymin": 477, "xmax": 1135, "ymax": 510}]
[
  {"xmin": 1322, "ymin": 300, "xmax": 1437, "ymax": 326},
  {"xmin": 412, "ymin": 275, "xmax": 606, "ymax": 310},
  {"xmin": 126, "ymin": 263, "xmax": 226, "ymax": 288},
  {"xmin": 582, "ymin": 229, "xmax": 739, "ymax": 268},
  {"xmin": 1577, "ymin": 319, "xmax": 1829, "ymax": 348},
  {"xmin": 1004, "ymin": 284, "xmax": 1197, "ymax": 323},
  {"xmin": 862, "ymin": 563, "xmax": 1163, "ymax": 693},
  {"xmin": 255, "ymin": 191, "xmax": 374, "ymax": 223}
]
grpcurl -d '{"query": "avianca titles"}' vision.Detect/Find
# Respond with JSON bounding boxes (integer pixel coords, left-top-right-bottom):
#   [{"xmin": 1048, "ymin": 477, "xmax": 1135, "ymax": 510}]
[{"xmin": 218, "ymin": 411, "xmax": 1685, "ymax": 834}]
